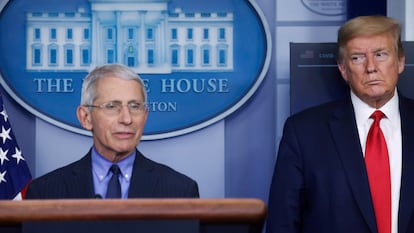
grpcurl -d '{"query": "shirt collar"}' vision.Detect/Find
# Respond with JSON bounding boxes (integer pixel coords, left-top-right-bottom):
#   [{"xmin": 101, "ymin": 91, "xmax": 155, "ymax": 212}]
[
  {"xmin": 351, "ymin": 88, "xmax": 399, "ymax": 125},
  {"xmin": 91, "ymin": 146, "xmax": 135, "ymax": 182}
]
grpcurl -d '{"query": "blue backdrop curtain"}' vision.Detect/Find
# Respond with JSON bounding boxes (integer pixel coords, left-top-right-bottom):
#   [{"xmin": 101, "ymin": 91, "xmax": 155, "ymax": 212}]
[{"xmin": 347, "ymin": 0, "xmax": 387, "ymax": 19}]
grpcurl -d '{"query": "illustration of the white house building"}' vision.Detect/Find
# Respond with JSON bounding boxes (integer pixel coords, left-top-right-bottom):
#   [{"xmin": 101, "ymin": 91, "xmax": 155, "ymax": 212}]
[{"xmin": 25, "ymin": 0, "xmax": 234, "ymax": 73}]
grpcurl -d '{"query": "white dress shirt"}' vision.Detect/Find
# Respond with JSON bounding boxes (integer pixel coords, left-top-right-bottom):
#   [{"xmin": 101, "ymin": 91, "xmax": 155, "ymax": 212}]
[{"xmin": 351, "ymin": 89, "xmax": 402, "ymax": 233}]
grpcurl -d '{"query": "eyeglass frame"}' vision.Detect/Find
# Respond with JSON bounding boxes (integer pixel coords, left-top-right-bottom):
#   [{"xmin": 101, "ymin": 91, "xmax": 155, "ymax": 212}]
[{"xmin": 83, "ymin": 100, "xmax": 148, "ymax": 116}]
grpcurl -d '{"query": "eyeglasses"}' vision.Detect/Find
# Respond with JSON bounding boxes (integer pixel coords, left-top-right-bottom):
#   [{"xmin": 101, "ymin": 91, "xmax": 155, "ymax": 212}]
[{"xmin": 84, "ymin": 101, "xmax": 148, "ymax": 116}]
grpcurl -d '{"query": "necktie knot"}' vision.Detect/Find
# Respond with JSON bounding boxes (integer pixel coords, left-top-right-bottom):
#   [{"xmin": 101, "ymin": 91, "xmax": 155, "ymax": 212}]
[
  {"xmin": 370, "ymin": 110, "xmax": 385, "ymax": 124},
  {"xmin": 109, "ymin": 164, "xmax": 121, "ymax": 176}
]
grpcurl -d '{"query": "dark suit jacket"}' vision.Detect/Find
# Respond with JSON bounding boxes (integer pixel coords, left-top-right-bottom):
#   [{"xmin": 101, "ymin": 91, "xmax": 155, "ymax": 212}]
[
  {"xmin": 26, "ymin": 149, "xmax": 199, "ymax": 199},
  {"xmin": 266, "ymin": 94, "xmax": 414, "ymax": 233}
]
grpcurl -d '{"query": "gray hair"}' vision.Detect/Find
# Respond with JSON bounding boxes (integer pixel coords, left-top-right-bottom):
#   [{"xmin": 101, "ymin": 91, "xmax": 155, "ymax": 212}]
[{"xmin": 80, "ymin": 64, "xmax": 147, "ymax": 105}]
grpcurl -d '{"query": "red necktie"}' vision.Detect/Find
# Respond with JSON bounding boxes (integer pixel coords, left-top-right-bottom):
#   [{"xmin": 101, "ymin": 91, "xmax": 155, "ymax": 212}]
[{"xmin": 365, "ymin": 110, "xmax": 391, "ymax": 233}]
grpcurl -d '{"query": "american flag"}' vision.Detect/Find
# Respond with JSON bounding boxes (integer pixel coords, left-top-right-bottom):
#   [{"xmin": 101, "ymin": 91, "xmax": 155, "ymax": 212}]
[{"xmin": 0, "ymin": 95, "xmax": 32, "ymax": 200}]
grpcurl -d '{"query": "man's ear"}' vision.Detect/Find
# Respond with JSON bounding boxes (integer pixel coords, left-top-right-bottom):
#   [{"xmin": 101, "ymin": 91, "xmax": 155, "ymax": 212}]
[
  {"xmin": 398, "ymin": 55, "xmax": 406, "ymax": 74},
  {"xmin": 77, "ymin": 106, "xmax": 93, "ymax": 131},
  {"xmin": 337, "ymin": 63, "xmax": 348, "ymax": 82}
]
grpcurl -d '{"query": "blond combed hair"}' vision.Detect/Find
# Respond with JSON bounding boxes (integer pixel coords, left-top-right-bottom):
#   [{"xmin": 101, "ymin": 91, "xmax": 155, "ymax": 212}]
[{"xmin": 337, "ymin": 15, "xmax": 404, "ymax": 63}]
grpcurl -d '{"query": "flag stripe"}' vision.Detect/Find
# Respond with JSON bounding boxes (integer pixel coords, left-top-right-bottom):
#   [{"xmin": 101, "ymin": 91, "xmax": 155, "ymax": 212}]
[{"xmin": 0, "ymin": 94, "xmax": 32, "ymax": 200}]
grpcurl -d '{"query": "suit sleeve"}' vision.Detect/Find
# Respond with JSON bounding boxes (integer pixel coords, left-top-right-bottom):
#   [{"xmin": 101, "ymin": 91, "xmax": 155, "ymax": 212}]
[
  {"xmin": 266, "ymin": 117, "xmax": 306, "ymax": 233},
  {"xmin": 188, "ymin": 179, "xmax": 200, "ymax": 198},
  {"xmin": 25, "ymin": 181, "xmax": 40, "ymax": 199}
]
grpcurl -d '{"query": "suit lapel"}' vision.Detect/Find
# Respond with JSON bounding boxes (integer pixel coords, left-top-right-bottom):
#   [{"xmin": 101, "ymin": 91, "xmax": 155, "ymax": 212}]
[
  {"xmin": 128, "ymin": 150, "xmax": 158, "ymax": 197},
  {"xmin": 329, "ymin": 98, "xmax": 377, "ymax": 233},
  {"xmin": 68, "ymin": 153, "xmax": 95, "ymax": 198},
  {"xmin": 396, "ymin": 96, "xmax": 414, "ymax": 233}
]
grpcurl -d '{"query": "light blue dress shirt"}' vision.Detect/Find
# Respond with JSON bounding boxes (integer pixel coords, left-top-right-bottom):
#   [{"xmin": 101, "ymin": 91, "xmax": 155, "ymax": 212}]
[{"xmin": 91, "ymin": 146, "xmax": 135, "ymax": 199}]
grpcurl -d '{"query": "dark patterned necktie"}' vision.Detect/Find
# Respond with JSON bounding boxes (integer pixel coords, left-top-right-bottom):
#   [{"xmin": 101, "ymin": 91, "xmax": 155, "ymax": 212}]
[
  {"xmin": 365, "ymin": 110, "xmax": 391, "ymax": 233},
  {"xmin": 106, "ymin": 164, "xmax": 121, "ymax": 198}
]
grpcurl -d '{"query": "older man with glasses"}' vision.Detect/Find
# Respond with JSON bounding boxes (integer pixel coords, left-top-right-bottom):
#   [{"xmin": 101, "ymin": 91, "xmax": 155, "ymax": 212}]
[{"xmin": 26, "ymin": 63, "xmax": 199, "ymax": 199}]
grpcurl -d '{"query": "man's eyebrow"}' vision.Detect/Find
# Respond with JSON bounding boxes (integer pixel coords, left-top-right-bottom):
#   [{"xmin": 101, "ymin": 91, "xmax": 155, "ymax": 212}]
[{"xmin": 373, "ymin": 48, "xmax": 388, "ymax": 53}]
